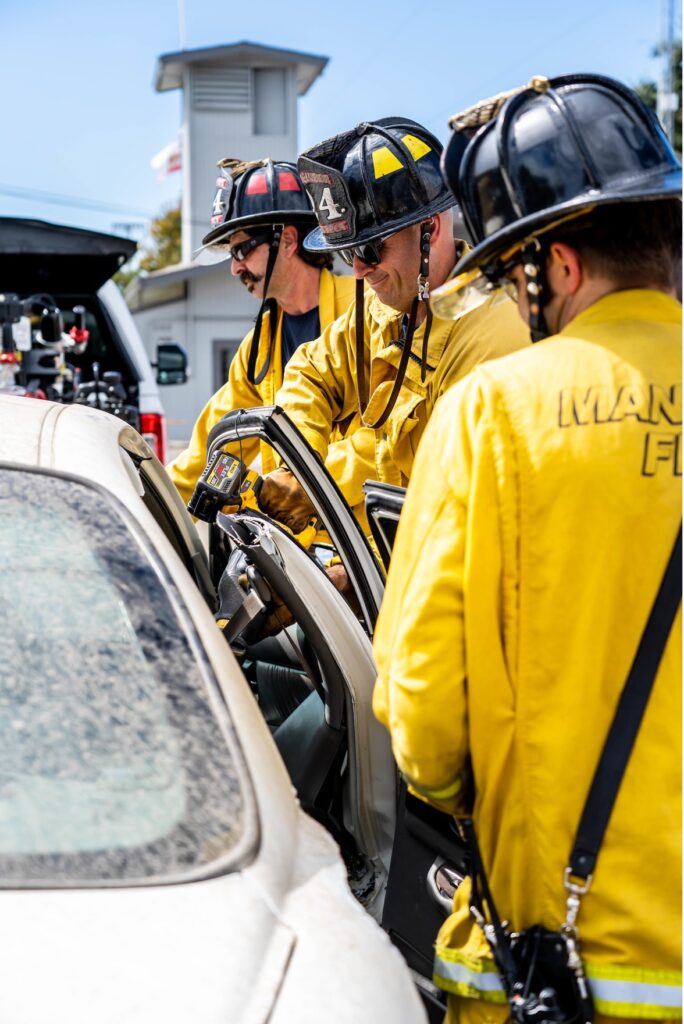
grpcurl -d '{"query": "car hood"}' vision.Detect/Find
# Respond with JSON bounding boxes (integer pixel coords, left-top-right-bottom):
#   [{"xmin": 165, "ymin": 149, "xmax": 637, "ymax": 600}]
[
  {"xmin": 0, "ymin": 217, "xmax": 136, "ymax": 294},
  {"xmin": 0, "ymin": 870, "xmax": 294, "ymax": 1024}
]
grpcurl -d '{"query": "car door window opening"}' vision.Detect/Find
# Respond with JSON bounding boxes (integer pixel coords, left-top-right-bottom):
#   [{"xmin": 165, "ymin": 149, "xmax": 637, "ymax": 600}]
[{"xmin": 210, "ymin": 509, "xmax": 383, "ymax": 906}]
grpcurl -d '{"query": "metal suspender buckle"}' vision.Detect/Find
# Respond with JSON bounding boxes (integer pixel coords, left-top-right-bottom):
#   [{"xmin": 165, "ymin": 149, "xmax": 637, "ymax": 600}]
[{"xmin": 560, "ymin": 868, "xmax": 593, "ymax": 1013}]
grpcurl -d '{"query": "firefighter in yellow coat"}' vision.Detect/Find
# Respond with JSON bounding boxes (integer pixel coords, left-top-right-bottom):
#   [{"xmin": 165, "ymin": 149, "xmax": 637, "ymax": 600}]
[
  {"xmin": 373, "ymin": 76, "xmax": 682, "ymax": 1023},
  {"xmin": 258, "ymin": 118, "xmax": 529, "ymax": 535},
  {"xmin": 167, "ymin": 158, "xmax": 357, "ymax": 507}
]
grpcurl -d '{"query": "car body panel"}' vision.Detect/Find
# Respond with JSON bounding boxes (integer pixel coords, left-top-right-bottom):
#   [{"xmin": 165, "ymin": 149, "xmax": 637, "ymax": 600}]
[
  {"xmin": 0, "ymin": 395, "xmax": 426, "ymax": 1022},
  {"xmin": 98, "ymin": 280, "xmax": 162, "ymax": 411},
  {"xmin": 0, "ymin": 812, "xmax": 422, "ymax": 1024}
]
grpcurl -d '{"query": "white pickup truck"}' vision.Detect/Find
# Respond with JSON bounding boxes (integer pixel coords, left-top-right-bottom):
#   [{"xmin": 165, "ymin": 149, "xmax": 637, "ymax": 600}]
[{"xmin": 0, "ymin": 216, "xmax": 187, "ymax": 463}]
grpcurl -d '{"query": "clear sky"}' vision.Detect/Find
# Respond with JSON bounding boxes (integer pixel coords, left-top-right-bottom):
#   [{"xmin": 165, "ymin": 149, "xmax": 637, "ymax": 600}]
[{"xmin": 1, "ymin": 0, "xmax": 678, "ymax": 240}]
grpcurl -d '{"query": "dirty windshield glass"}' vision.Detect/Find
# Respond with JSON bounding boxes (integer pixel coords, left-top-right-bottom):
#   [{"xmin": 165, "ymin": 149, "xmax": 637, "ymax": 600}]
[{"xmin": 0, "ymin": 468, "xmax": 251, "ymax": 885}]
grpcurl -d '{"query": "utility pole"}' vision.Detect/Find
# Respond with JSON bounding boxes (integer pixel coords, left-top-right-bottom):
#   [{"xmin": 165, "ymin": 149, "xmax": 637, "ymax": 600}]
[
  {"xmin": 111, "ymin": 222, "xmax": 145, "ymax": 239},
  {"xmin": 657, "ymin": 0, "xmax": 678, "ymax": 142}
]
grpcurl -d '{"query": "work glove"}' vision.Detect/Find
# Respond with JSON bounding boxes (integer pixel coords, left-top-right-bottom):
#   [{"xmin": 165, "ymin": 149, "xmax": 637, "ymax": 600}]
[
  {"xmin": 324, "ymin": 562, "xmax": 361, "ymax": 616},
  {"xmin": 258, "ymin": 467, "xmax": 316, "ymax": 535}
]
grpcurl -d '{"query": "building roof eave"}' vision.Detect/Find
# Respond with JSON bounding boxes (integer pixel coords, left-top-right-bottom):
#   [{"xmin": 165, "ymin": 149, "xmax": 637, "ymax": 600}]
[{"xmin": 154, "ymin": 40, "xmax": 328, "ymax": 95}]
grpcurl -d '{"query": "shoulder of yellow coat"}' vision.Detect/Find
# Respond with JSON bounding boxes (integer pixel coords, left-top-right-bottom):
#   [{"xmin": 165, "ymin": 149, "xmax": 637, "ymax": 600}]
[
  {"xmin": 314, "ymin": 267, "xmax": 356, "ymax": 329},
  {"xmin": 327, "ymin": 268, "xmax": 356, "ymax": 317},
  {"xmin": 366, "ymin": 290, "xmax": 404, "ymax": 329},
  {"xmin": 560, "ymin": 288, "xmax": 683, "ymax": 333}
]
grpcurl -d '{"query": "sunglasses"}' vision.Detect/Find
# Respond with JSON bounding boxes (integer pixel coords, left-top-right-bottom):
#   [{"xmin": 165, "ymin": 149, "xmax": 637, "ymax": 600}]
[
  {"xmin": 338, "ymin": 239, "xmax": 385, "ymax": 267},
  {"xmin": 224, "ymin": 231, "xmax": 274, "ymax": 262}
]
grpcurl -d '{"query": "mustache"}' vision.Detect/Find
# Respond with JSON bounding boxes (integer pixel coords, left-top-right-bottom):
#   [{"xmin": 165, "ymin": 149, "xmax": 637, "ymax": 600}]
[{"xmin": 239, "ymin": 270, "xmax": 262, "ymax": 286}]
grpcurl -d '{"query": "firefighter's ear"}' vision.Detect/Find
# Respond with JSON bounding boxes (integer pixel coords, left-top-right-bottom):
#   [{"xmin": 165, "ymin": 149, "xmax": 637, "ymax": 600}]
[
  {"xmin": 427, "ymin": 212, "xmax": 448, "ymax": 243},
  {"xmin": 546, "ymin": 242, "xmax": 583, "ymax": 297},
  {"xmin": 281, "ymin": 224, "xmax": 299, "ymax": 258}
]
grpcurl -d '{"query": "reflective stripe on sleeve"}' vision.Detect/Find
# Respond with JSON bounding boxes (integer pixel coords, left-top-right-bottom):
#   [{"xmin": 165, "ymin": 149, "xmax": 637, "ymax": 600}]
[
  {"xmin": 587, "ymin": 965, "xmax": 683, "ymax": 1018},
  {"xmin": 404, "ymin": 773, "xmax": 463, "ymax": 801},
  {"xmin": 434, "ymin": 953, "xmax": 682, "ymax": 1017},
  {"xmin": 433, "ymin": 953, "xmax": 507, "ymax": 1002}
]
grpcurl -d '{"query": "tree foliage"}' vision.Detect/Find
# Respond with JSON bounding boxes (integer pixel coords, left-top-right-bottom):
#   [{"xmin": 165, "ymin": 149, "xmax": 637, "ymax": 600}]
[{"xmin": 114, "ymin": 203, "xmax": 181, "ymax": 291}]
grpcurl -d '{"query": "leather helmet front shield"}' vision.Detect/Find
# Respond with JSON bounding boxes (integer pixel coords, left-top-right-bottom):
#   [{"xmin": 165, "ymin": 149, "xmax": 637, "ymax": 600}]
[{"xmin": 298, "ymin": 157, "xmax": 357, "ymax": 246}]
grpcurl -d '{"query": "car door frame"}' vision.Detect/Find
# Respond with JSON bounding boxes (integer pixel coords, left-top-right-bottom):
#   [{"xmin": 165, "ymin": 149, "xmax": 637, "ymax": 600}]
[{"xmin": 205, "ymin": 406, "xmax": 385, "ymax": 636}]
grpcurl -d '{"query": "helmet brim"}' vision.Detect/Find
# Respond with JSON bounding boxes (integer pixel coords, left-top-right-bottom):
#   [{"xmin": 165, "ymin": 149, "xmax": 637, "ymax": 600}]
[
  {"xmin": 200, "ymin": 210, "xmax": 318, "ymax": 249},
  {"xmin": 454, "ymin": 167, "xmax": 682, "ymax": 279}
]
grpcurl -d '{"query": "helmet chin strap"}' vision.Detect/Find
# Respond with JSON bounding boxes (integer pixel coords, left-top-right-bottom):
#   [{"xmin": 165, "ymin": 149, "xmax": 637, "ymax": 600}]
[
  {"xmin": 520, "ymin": 240, "xmax": 550, "ymax": 343},
  {"xmin": 355, "ymin": 220, "xmax": 433, "ymax": 429},
  {"xmin": 247, "ymin": 226, "xmax": 283, "ymax": 385},
  {"xmin": 417, "ymin": 221, "xmax": 433, "ymax": 383}
]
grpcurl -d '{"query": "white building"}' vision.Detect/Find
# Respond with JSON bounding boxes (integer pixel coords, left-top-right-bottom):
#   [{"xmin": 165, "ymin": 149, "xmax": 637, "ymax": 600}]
[{"xmin": 127, "ymin": 41, "xmax": 328, "ymax": 442}]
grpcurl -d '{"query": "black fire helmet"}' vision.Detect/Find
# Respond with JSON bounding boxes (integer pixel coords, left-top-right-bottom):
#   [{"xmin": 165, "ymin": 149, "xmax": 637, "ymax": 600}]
[
  {"xmin": 196, "ymin": 159, "xmax": 318, "ymax": 385},
  {"xmin": 297, "ymin": 119, "xmax": 455, "ymax": 428},
  {"xmin": 432, "ymin": 74, "xmax": 682, "ymax": 340}
]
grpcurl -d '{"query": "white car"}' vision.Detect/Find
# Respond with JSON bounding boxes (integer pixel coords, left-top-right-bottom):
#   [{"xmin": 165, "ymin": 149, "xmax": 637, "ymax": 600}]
[{"xmin": 0, "ymin": 396, "xmax": 469, "ymax": 1023}]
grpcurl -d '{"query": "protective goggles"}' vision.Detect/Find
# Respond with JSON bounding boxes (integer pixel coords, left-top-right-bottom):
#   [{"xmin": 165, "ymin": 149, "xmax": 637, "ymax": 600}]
[
  {"xmin": 431, "ymin": 210, "xmax": 596, "ymax": 320},
  {"xmin": 338, "ymin": 239, "xmax": 385, "ymax": 267},
  {"xmin": 429, "ymin": 256, "xmax": 520, "ymax": 321}
]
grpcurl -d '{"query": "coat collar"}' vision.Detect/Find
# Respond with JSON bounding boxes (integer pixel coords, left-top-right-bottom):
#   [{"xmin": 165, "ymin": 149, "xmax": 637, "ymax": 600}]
[{"xmin": 560, "ymin": 289, "xmax": 682, "ymax": 336}]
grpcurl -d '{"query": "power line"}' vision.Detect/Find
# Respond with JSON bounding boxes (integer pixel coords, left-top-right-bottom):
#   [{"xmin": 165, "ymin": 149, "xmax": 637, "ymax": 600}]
[
  {"xmin": 425, "ymin": 0, "xmax": 633, "ymax": 128},
  {"xmin": 0, "ymin": 183, "xmax": 156, "ymax": 218}
]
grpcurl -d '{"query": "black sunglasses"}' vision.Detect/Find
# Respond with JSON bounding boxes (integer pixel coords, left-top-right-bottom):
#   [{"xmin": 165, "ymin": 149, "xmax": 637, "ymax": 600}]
[
  {"xmin": 226, "ymin": 231, "xmax": 274, "ymax": 262},
  {"xmin": 338, "ymin": 239, "xmax": 385, "ymax": 267}
]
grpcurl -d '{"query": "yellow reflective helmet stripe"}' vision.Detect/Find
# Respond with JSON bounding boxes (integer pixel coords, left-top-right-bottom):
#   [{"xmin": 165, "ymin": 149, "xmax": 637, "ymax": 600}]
[
  {"xmin": 372, "ymin": 134, "xmax": 432, "ymax": 179},
  {"xmin": 372, "ymin": 147, "xmax": 403, "ymax": 179},
  {"xmin": 402, "ymin": 133, "xmax": 431, "ymax": 161}
]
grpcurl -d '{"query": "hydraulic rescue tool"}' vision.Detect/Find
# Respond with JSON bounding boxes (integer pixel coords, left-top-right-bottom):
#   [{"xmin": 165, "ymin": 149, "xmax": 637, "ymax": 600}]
[{"xmin": 187, "ymin": 449, "xmax": 263, "ymax": 522}]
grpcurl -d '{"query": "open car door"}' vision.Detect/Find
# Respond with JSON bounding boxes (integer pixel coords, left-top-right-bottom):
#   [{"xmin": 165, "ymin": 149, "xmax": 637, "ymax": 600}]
[
  {"xmin": 190, "ymin": 412, "xmax": 467, "ymax": 1021},
  {"xmin": 199, "ymin": 408, "xmax": 395, "ymax": 920},
  {"xmin": 364, "ymin": 480, "xmax": 468, "ymax": 1023}
]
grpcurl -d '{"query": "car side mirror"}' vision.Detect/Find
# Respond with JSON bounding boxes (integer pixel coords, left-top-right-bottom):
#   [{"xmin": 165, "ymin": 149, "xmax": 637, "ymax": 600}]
[{"xmin": 155, "ymin": 343, "xmax": 188, "ymax": 386}]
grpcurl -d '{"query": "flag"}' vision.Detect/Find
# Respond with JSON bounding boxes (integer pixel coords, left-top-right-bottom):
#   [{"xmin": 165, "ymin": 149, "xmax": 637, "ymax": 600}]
[{"xmin": 151, "ymin": 138, "xmax": 182, "ymax": 181}]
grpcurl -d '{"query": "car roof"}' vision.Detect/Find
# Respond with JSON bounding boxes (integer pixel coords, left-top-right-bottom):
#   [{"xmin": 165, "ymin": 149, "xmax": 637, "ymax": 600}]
[
  {"xmin": 0, "ymin": 217, "xmax": 136, "ymax": 293},
  {"xmin": 0, "ymin": 395, "xmax": 151, "ymax": 510}
]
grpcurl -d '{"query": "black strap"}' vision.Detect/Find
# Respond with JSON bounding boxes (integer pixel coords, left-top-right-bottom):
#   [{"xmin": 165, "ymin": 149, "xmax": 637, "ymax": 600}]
[
  {"xmin": 355, "ymin": 277, "xmax": 368, "ymax": 410},
  {"xmin": 463, "ymin": 817, "xmax": 520, "ymax": 995},
  {"xmin": 247, "ymin": 228, "xmax": 282, "ymax": 386},
  {"xmin": 420, "ymin": 304, "xmax": 433, "ymax": 384},
  {"xmin": 569, "ymin": 523, "xmax": 682, "ymax": 880},
  {"xmin": 359, "ymin": 299, "xmax": 417, "ymax": 430},
  {"xmin": 356, "ymin": 277, "xmax": 417, "ymax": 431},
  {"xmin": 354, "ymin": 220, "xmax": 433, "ymax": 430},
  {"xmin": 520, "ymin": 240, "xmax": 550, "ymax": 344}
]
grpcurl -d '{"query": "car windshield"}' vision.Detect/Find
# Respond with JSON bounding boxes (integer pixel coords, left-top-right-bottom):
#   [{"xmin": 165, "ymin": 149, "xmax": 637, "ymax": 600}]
[{"xmin": 0, "ymin": 467, "xmax": 253, "ymax": 886}]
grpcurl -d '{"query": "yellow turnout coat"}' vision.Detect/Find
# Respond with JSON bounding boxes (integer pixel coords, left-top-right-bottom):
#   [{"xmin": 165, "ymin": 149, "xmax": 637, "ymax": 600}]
[
  {"xmin": 168, "ymin": 268, "xmax": 356, "ymax": 504},
  {"xmin": 373, "ymin": 290, "xmax": 682, "ymax": 1020}
]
